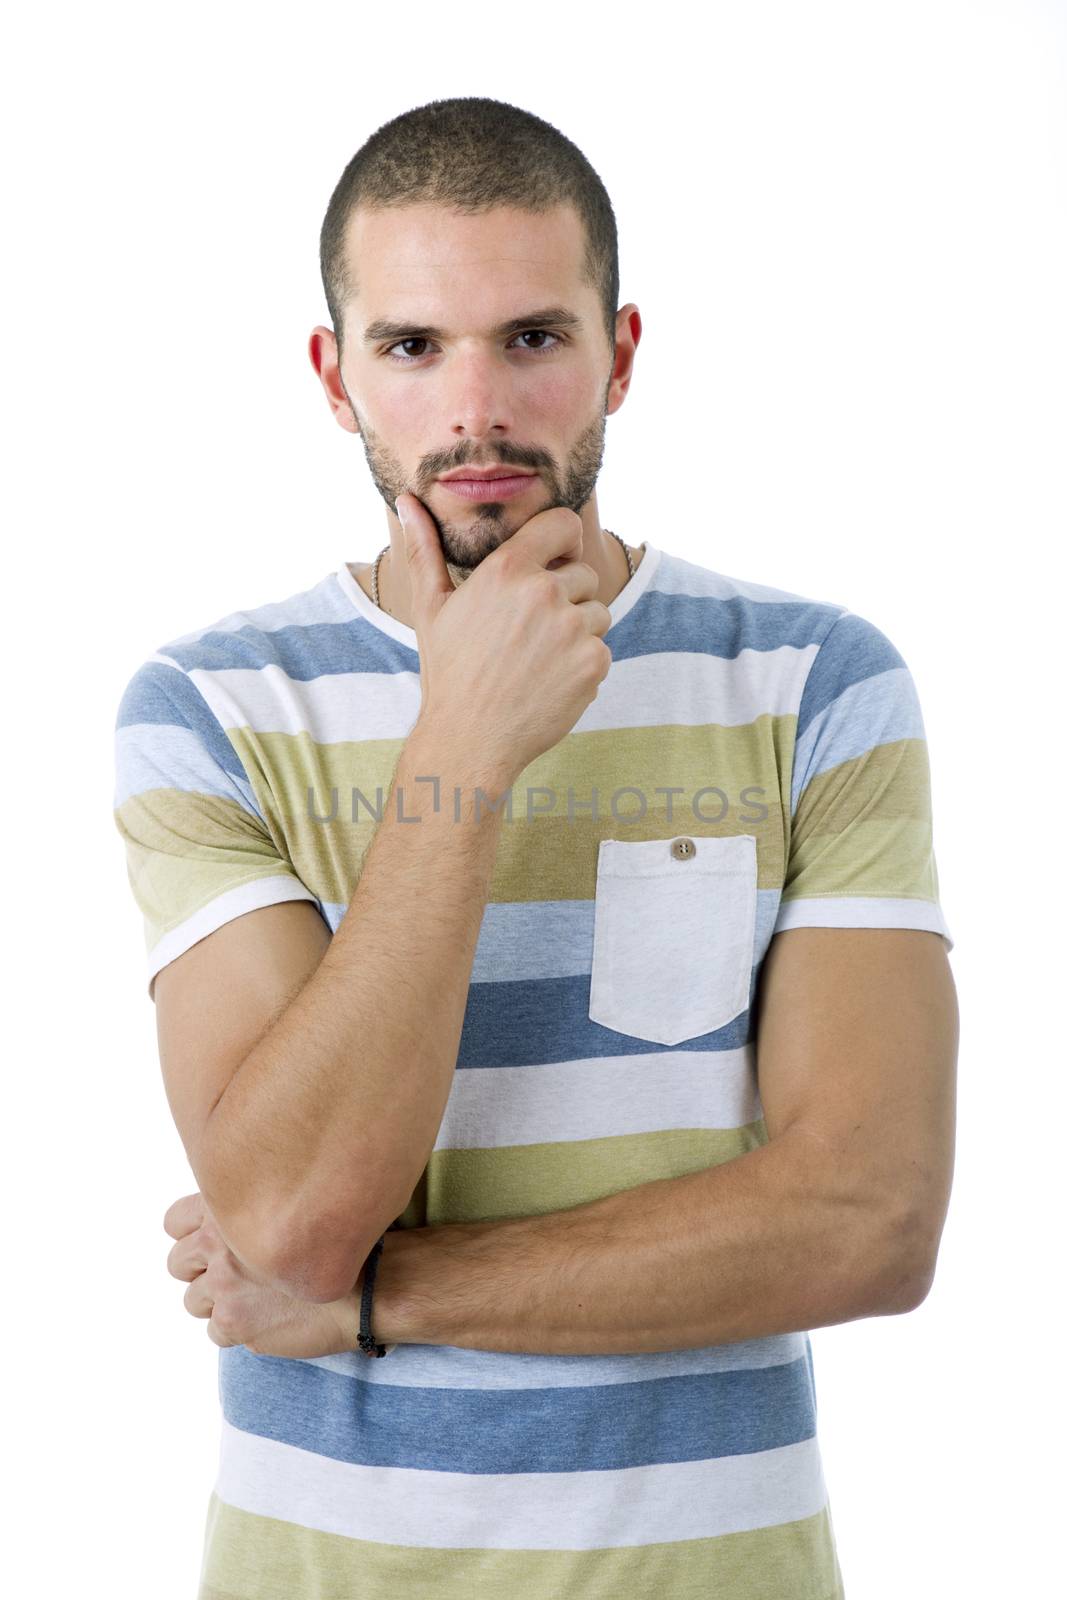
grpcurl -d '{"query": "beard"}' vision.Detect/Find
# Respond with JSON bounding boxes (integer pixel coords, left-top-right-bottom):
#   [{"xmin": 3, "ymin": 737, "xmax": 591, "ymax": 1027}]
[{"xmin": 344, "ymin": 378, "xmax": 612, "ymax": 575}]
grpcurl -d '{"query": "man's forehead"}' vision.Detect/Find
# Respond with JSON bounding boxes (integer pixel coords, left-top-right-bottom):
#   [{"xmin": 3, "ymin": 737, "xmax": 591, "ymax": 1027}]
[
  {"xmin": 346, "ymin": 201, "xmax": 584, "ymax": 282},
  {"xmin": 346, "ymin": 204, "xmax": 589, "ymax": 339}
]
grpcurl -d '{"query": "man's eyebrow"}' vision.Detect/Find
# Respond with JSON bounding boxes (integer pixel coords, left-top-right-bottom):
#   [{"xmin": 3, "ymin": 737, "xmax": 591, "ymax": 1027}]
[{"xmin": 361, "ymin": 306, "xmax": 585, "ymax": 345}]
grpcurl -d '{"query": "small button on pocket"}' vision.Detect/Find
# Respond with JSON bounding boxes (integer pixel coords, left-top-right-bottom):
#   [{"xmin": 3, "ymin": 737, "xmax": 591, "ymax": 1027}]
[{"xmin": 588, "ymin": 834, "xmax": 758, "ymax": 1046}]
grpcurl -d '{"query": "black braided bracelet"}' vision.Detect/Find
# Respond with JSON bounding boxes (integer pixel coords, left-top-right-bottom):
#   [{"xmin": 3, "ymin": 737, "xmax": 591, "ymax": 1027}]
[{"xmin": 356, "ymin": 1236, "xmax": 389, "ymax": 1357}]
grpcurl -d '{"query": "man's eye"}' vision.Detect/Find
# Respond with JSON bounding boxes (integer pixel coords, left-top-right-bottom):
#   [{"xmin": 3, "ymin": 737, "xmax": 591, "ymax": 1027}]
[
  {"xmin": 382, "ymin": 330, "xmax": 563, "ymax": 364},
  {"xmin": 513, "ymin": 330, "xmax": 561, "ymax": 354}
]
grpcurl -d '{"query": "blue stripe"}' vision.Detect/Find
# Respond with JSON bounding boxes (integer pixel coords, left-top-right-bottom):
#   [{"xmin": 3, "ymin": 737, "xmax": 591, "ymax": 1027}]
[
  {"xmin": 145, "ymin": 584, "xmax": 852, "ymax": 684},
  {"xmin": 114, "ymin": 659, "xmax": 252, "ymax": 785},
  {"xmin": 220, "ymin": 1346, "xmax": 817, "ymax": 1473},
  {"xmin": 158, "ymin": 618, "xmax": 420, "ymax": 679},
  {"xmin": 606, "ymin": 588, "xmax": 846, "ymax": 666},
  {"xmin": 317, "ymin": 888, "xmax": 788, "ymax": 984},
  {"xmin": 795, "ymin": 611, "xmax": 907, "ymax": 739},
  {"xmin": 456, "ymin": 969, "xmax": 756, "ymax": 1068}
]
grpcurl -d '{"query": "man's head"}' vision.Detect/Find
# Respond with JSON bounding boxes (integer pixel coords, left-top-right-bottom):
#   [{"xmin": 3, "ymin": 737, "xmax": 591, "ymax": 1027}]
[{"xmin": 309, "ymin": 97, "xmax": 640, "ymax": 572}]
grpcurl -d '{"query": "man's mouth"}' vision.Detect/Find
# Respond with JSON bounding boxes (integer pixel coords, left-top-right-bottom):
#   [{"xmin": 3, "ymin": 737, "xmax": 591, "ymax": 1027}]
[{"xmin": 437, "ymin": 472, "xmax": 538, "ymax": 501}]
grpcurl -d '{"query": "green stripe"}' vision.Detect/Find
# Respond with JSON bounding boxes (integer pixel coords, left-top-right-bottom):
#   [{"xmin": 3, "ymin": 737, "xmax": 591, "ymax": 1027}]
[
  {"xmin": 114, "ymin": 788, "xmax": 307, "ymax": 947},
  {"xmin": 784, "ymin": 738, "xmax": 938, "ymax": 900},
  {"xmin": 227, "ymin": 717, "xmax": 794, "ymax": 906},
  {"xmin": 199, "ymin": 1492, "xmax": 844, "ymax": 1599},
  {"xmin": 395, "ymin": 1122, "xmax": 770, "ymax": 1230}
]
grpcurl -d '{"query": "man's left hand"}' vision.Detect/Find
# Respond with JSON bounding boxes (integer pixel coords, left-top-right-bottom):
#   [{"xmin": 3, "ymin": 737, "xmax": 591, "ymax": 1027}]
[{"xmin": 163, "ymin": 1192, "xmax": 361, "ymax": 1358}]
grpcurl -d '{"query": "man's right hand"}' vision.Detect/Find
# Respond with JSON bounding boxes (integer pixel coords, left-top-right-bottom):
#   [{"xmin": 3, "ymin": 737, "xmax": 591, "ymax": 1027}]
[{"xmin": 396, "ymin": 494, "xmax": 613, "ymax": 785}]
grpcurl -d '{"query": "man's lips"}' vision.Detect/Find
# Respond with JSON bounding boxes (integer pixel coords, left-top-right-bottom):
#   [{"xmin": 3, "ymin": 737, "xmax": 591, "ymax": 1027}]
[{"xmin": 437, "ymin": 473, "xmax": 538, "ymax": 501}]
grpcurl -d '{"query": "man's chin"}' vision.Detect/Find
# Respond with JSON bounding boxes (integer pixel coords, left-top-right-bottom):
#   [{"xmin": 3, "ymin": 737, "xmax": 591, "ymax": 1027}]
[{"xmin": 436, "ymin": 516, "xmax": 520, "ymax": 570}]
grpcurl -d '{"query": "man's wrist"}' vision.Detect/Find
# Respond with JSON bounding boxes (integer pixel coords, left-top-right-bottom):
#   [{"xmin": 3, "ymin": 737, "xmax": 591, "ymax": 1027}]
[
  {"xmin": 405, "ymin": 718, "xmax": 517, "ymax": 808},
  {"xmin": 343, "ymin": 1229, "xmax": 425, "ymax": 1350}
]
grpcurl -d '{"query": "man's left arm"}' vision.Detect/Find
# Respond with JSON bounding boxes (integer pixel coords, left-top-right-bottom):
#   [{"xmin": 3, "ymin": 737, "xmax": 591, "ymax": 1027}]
[{"xmin": 368, "ymin": 927, "xmax": 958, "ymax": 1355}]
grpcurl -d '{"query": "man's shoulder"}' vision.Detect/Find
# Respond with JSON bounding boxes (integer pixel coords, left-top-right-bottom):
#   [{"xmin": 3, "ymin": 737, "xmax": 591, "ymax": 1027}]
[
  {"xmin": 654, "ymin": 546, "xmax": 851, "ymax": 653},
  {"xmin": 658, "ymin": 551, "xmax": 922, "ymax": 725},
  {"xmin": 147, "ymin": 566, "xmax": 349, "ymax": 675},
  {"xmin": 658, "ymin": 546, "xmax": 844, "ymax": 611},
  {"xmin": 114, "ymin": 564, "xmax": 354, "ymax": 744}
]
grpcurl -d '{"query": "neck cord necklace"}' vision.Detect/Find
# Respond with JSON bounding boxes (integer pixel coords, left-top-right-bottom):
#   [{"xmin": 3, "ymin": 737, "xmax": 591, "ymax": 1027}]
[{"xmin": 370, "ymin": 528, "xmax": 635, "ymax": 616}]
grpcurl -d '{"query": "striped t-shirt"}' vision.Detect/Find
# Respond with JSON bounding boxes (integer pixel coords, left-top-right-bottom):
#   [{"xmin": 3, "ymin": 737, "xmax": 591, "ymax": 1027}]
[{"xmin": 113, "ymin": 539, "xmax": 952, "ymax": 1599}]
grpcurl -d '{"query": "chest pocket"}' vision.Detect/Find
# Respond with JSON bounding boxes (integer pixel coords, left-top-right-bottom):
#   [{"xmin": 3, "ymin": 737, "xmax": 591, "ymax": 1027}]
[{"xmin": 588, "ymin": 834, "xmax": 758, "ymax": 1046}]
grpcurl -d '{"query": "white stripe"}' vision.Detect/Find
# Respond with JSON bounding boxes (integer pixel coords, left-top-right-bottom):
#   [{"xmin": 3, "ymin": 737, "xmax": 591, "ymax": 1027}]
[
  {"xmin": 186, "ymin": 643, "xmax": 821, "ymax": 745},
  {"xmin": 302, "ymin": 1327, "xmax": 810, "ymax": 1392},
  {"xmin": 653, "ymin": 557, "xmax": 845, "ymax": 609},
  {"xmin": 790, "ymin": 665, "xmax": 924, "ymax": 812},
  {"xmin": 214, "ymin": 1418, "xmax": 830, "ymax": 1548},
  {"xmin": 434, "ymin": 1043, "xmax": 761, "ymax": 1150},
  {"xmin": 158, "ymin": 575, "xmax": 348, "ymax": 647}
]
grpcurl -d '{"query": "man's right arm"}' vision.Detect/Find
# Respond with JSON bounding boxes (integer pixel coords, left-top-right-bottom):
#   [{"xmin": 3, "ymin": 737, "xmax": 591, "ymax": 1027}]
[
  {"xmin": 154, "ymin": 499, "xmax": 612, "ymax": 1305},
  {"xmin": 180, "ymin": 719, "xmax": 511, "ymax": 1303}
]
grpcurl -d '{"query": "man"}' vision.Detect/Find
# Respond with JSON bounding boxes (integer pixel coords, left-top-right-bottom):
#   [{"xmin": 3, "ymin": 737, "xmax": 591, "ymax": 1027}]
[{"xmin": 113, "ymin": 96, "xmax": 958, "ymax": 1599}]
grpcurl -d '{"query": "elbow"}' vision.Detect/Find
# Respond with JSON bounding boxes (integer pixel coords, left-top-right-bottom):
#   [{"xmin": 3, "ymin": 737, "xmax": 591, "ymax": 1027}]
[
  {"xmin": 197, "ymin": 1154, "xmax": 368, "ymax": 1303},
  {"xmin": 270, "ymin": 1202, "xmax": 402, "ymax": 1306},
  {"xmin": 887, "ymin": 1263, "xmax": 936, "ymax": 1316},
  {"xmin": 875, "ymin": 1255, "xmax": 935, "ymax": 1315},
  {"xmin": 200, "ymin": 1133, "xmax": 410, "ymax": 1304},
  {"xmin": 869, "ymin": 1208, "xmax": 941, "ymax": 1315}
]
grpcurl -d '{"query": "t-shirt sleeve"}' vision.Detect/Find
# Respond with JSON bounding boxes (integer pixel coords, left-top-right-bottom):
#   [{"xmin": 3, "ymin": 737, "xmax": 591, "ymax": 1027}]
[
  {"xmin": 772, "ymin": 610, "xmax": 954, "ymax": 951},
  {"xmin": 113, "ymin": 655, "xmax": 322, "ymax": 1001}
]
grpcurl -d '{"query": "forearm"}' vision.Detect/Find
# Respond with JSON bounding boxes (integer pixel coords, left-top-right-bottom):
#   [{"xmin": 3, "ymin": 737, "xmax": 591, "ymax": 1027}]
[
  {"xmin": 201, "ymin": 718, "xmax": 511, "ymax": 1301},
  {"xmin": 369, "ymin": 1131, "xmax": 919, "ymax": 1354}
]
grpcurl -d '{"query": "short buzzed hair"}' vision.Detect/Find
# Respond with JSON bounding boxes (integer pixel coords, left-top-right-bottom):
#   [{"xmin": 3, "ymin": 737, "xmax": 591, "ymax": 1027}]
[{"xmin": 319, "ymin": 96, "xmax": 620, "ymax": 364}]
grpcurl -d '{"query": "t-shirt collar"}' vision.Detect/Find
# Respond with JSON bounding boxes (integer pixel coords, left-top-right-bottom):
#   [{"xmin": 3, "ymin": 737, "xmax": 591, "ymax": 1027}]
[{"xmin": 334, "ymin": 541, "xmax": 662, "ymax": 648}]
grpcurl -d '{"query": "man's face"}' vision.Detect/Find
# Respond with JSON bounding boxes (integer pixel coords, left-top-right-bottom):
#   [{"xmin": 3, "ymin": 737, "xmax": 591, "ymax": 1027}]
[{"xmin": 331, "ymin": 201, "xmax": 623, "ymax": 571}]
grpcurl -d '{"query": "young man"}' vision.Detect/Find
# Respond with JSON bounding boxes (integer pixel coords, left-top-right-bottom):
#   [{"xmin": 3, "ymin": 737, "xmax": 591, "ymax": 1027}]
[{"xmin": 114, "ymin": 96, "xmax": 958, "ymax": 1599}]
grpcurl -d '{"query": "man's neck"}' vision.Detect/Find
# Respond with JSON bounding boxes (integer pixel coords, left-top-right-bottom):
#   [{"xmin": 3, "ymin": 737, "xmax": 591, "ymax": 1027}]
[{"xmin": 350, "ymin": 530, "xmax": 643, "ymax": 626}]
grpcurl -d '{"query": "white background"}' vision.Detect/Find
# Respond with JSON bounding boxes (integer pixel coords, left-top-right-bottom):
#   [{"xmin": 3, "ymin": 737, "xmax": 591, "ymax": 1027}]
[{"xmin": 3, "ymin": 1, "xmax": 1063, "ymax": 1594}]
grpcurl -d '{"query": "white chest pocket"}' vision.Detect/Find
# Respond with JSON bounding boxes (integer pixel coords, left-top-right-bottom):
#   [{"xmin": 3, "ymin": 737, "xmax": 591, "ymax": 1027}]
[{"xmin": 588, "ymin": 834, "xmax": 758, "ymax": 1046}]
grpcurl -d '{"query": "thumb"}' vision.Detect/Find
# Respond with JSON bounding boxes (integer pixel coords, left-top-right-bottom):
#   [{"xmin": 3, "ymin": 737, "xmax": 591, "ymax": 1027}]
[{"xmin": 395, "ymin": 494, "xmax": 453, "ymax": 628}]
